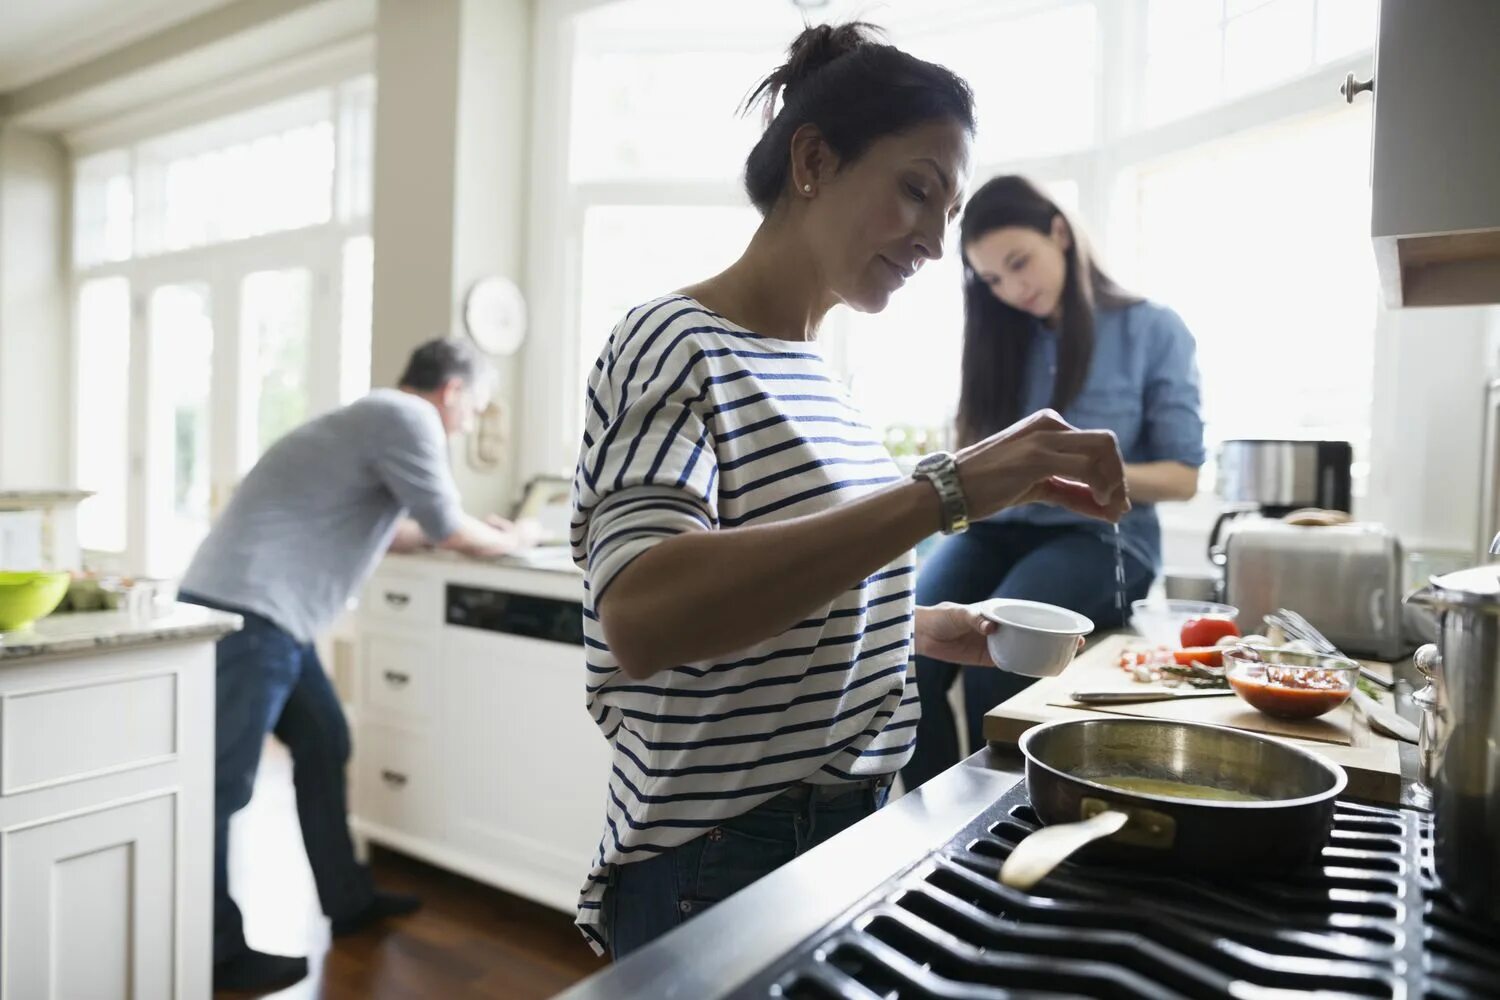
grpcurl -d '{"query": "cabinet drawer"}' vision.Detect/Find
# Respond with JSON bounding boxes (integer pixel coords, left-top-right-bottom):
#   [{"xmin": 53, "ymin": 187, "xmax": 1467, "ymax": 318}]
[
  {"xmin": 1, "ymin": 672, "xmax": 177, "ymax": 794},
  {"xmin": 361, "ymin": 572, "xmax": 438, "ymax": 630},
  {"xmin": 353, "ymin": 724, "xmax": 438, "ymax": 838},
  {"xmin": 358, "ymin": 634, "xmax": 429, "ymax": 721}
]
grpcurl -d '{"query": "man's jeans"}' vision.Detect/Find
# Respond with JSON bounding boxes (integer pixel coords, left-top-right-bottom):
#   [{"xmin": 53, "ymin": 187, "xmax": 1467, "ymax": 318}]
[{"xmin": 182, "ymin": 593, "xmax": 374, "ymax": 963}]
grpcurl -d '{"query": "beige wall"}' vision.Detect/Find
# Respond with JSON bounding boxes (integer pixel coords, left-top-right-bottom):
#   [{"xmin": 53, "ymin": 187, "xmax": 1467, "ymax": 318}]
[
  {"xmin": 370, "ymin": 0, "xmax": 531, "ymax": 516},
  {"xmin": 0, "ymin": 126, "xmax": 69, "ymax": 487}
]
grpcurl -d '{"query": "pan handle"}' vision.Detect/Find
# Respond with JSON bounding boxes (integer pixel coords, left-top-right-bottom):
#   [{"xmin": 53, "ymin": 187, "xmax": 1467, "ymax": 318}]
[{"xmin": 999, "ymin": 809, "xmax": 1128, "ymax": 891}]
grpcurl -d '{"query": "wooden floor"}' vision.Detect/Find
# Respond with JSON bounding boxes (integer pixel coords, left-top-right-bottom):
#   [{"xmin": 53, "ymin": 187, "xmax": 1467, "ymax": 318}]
[{"xmin": 220, "ymin": 742, "xmax": 608, "ymax": 999}]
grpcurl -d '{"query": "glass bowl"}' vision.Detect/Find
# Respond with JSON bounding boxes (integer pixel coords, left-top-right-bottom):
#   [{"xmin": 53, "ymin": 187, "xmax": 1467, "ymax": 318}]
[
  {"xmin": 1129, "ymin": 598, "xmax": 1238, "ymax": 647},
  {"xmin": 1223, "ymin": 645, "xmax": 1360, "ymax": 720}
]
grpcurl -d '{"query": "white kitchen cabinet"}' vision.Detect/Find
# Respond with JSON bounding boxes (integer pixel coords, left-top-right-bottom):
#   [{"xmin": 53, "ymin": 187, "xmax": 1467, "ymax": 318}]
[
  {"xmin": 1368, "ymin": 0, "xmax": 1500, "ymax": 307},
  {"xmin": 5, "ymin": 793, "xmax": 178, "ymax": 999},
  {"xmin": 350, "ymin": 553, "xmax": 609, "ymax": 912},
  {"xmin": 0, "ymin": 606, "xmax": 235, "ymax": 1000}
]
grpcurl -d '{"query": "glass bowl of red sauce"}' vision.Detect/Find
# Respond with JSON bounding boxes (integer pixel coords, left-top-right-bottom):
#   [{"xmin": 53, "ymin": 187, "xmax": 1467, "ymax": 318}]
[{"xmin": 1223, "ymin": 645, "xmax": 1360, "ymax": 720}]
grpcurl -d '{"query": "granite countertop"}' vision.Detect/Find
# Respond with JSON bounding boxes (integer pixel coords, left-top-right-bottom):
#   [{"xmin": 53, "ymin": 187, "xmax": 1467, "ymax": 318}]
[
  {"xmin": 394, "ymin": 545, "xmax": 582, "ymax": 575},
  {"xmin": 0, "ymin": 489, "xmax": 93, "ymax": 510},
  {"xmin": 0, "ymin": 603, "xmax": 241, "ymax": 662}
]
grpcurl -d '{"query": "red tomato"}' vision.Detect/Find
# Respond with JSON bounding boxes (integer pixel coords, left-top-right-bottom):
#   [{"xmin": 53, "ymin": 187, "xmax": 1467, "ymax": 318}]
[
  {"xmin": 1180, "ymin": 617, "xmax": 1240, "ymax": 648},
  {"xmin": 1173, "ymin": 646, "xmax": 1224, "ymax": 668}
]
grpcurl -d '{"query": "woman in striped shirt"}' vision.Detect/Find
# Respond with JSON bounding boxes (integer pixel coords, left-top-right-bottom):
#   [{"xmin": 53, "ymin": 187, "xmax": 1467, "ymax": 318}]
[{"xmin": 571, "ymin": 22, "xmax": 1129, "ymax": 959}]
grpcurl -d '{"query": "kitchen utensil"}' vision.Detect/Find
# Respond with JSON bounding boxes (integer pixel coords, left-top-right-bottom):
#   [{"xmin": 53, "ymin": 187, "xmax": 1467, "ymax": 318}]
[
  {"xmin": 1216, "ymin": 439, "xmax": 1352, "ymax": 515},
  {"xmin": 1266, "ymin": 610, "xmax": 1417, "ymax": 741},
  {"xmin": 1002, "ymin": 718, "xmax": 1347, "ymax": 889},
  {"xmin": 1225, "ymin": 520, "xmax": 1408, "ymax": 660},
  {"xmin": 1265, "ymin": 608, "xmax": 1395, "ymax": 691},
  {"xmin": 1405, "ymin": 560, "xmax": 1500, "ymax": 922},
  {"xmin": 1129, "ymin": 598, "xmax": 1238, "ymax": 647},
  {"xmin": 0, "ymin": 570, "xmax": 70, "ymax": 631},
  {"xmin": 979, "ymin": 599, "xmax": 1093, "ymax": 678},
  {"xmin": 1162, "ymin": 569, "xmax": 1221, "ymax": 602},
  {"xmin": 1350, "ymin": 688, "xmax": 1419, "ymax": 744},
  {"xmin": 1069, "ymin": 689, "xmax": 1236, "ymax": 705},
  {"xmin": 1223, "ymin": 645, "xmax": 1358, "ymax": 720}
]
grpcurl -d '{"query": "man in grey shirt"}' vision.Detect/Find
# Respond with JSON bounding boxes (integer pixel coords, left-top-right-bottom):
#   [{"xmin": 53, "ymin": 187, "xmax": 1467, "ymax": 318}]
[{"xmin": 180, "ymin": 338, "xmax": 530, "ymax": 992}]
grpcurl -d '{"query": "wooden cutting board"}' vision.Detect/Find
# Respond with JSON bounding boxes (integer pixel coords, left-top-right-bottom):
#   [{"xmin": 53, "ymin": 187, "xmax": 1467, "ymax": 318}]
[
  {"xmin": 1042, "ymin": 635, "xmax": 1356, "ymax": 746},
  {"xmin": 983, "ymin": 633, "xmax": 1405, "ymax": 804}
]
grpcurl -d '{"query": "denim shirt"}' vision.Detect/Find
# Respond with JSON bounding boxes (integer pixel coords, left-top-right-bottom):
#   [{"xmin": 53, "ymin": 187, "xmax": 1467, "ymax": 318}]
[{"xmin": 991, "ymin": 301, "xmax": 1206, "ymax": 571}]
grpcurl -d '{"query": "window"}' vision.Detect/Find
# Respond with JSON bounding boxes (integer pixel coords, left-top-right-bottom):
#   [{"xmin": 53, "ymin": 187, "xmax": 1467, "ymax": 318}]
[
  {"xmin": 75, "ymin": 277, "xmax": 132, "ymax": 553},
  {"xmin": 134, "ymin": 91, "xmax": 337, "ymax": 255},
  {"xmin": 570, "ymin": 48, "xmax": 777, "ymax": 184},
  {"xmin": 576, "ymin": 204, "xmax": 761, "ymax": 386},
  {"xmin": 1145, "ymin": 0, "xmax": 1379, "ymax": 124},
  {"xmin": 547, "ymin": 0, "xmax": 1380, "ymax": 490},
  {"xmin": 241, "ymin": 268, "xmax": 313, "ymax": 460},
  {"xmin": 73, "ymin": 152, "xmax": 133, "ymax": 268},
  {"xmin": 71, "ymin": 74, "xmax": 375, "ymax": 571},
  {"xmin": 1126, "ymin": 108, "xmax": 1377, "ymax": 479},
  {"xmin": 912, "ymin": 3, "xmax": 1099, "ymax": 162}
]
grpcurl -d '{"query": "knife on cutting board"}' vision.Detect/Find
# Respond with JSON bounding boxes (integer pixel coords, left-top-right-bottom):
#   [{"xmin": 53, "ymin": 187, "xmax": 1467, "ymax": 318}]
[{"xmin": 1069, "ymin": 689, "xmax": 1237, "ymax": 705}]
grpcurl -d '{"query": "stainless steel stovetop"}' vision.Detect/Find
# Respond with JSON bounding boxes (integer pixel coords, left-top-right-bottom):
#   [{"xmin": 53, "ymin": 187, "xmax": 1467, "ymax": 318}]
[{"xmin": 559, "ymin": 750, "xmax": 1499, "ymax": 1000}]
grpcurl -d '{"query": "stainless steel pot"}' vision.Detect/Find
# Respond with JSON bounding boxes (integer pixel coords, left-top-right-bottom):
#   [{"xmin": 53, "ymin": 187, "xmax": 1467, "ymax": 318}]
[
  {"xmin": 1216, "ymin": 439, "xmax": 1353, "ymax": 515},
  {"xmin": 1406, "ymin": 561, "xmax": 1500, "ymax": 923}
]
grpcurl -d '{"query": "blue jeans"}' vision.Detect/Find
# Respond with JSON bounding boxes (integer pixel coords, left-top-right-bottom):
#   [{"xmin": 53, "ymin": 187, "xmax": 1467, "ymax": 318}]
[
  {"xmin": 181, "ymin": 593, "xmax": 374, "ymax": 963},
  {"xmin": 604, "ymin": 785, "xmax": 883, "ymax": 960},
  {"xmin": 900, "ymin": 524, "xmax": 1154, "ymax": 791}
]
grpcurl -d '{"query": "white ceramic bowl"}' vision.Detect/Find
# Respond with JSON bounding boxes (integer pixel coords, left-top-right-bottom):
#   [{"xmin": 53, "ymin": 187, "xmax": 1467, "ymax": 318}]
[
  {"xmin": 1130, "ymin": 598, "xmax": 1238, "ymax": 647},
  {"xmin": 978, "ymin": 599, "xmax": 1095, "ymax": 678}
]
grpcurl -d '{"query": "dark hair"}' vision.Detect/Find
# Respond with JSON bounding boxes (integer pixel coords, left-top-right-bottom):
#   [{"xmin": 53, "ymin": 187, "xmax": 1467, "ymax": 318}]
[
  {"xmin": 397, "ymin": 336, "xmax": 491, "ymax": 392},
  {"xmin": 955, "ymin": 175, "xmax": 1141, "ymax": 447},
  {"xmin": 742, "ymin": 22, "xmax": 975, "ymax": 215}
]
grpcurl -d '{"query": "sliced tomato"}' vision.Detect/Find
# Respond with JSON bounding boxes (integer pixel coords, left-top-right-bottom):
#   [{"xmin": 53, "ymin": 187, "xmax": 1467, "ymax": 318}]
[
  {"xmin": 1180, "ymin": 617, "xmax": 1240, "ymax": 648},
  {"xmin": 1172, "ymin": 646, "xmax": 1224, "ymax": 668}
]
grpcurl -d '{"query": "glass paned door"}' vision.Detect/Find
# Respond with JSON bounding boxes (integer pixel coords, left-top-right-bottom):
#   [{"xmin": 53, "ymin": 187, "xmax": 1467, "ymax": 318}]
[
  {"xmin": 240, "ymin": 267, "xmax": 313, "ymax": 463},
  {"xmin": 147, "ymin": 283, "xmax": 215, "ymax": 577}
]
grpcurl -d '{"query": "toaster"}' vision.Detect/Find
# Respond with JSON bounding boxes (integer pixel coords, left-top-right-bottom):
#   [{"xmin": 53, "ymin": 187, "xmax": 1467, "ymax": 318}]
[{"xmin": 1224, "ymin": 519, "xmax": 1410, "ymax": 661}]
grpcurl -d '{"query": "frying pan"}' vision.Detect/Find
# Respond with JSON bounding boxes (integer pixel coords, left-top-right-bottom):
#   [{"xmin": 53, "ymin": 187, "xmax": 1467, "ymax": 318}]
[{"xmin": 1000, "ymin": 718, "xmax": 1348, "ymax": 890}]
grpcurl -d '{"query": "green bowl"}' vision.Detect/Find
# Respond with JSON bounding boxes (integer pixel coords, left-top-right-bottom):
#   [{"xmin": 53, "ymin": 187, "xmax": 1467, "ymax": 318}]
[{"xmin": 0, "ymin": 571, "xmax": 71, "ymax": 631}]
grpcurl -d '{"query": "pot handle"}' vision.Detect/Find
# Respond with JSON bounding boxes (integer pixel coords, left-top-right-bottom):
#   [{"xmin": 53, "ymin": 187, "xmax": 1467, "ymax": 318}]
[
  {"xmin": 998, "ymin": 809, "xmax": 1128, "ymax": 891},
  {"xmin": 1405, "ymin": 584, "xmax": 1439, "ymax": 609}
]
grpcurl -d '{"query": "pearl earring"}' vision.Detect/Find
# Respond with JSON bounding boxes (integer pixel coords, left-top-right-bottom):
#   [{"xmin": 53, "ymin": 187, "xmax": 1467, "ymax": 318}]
[{"xmin": 802, "ymin": 184, "xmax": 813, "ymax": 193}]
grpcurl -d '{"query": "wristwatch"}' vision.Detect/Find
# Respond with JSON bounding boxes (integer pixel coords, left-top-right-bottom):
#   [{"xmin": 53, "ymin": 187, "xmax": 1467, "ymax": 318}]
[{"xmin": 912, "ymin": 451, "xmax": 970, "ymax": 535}]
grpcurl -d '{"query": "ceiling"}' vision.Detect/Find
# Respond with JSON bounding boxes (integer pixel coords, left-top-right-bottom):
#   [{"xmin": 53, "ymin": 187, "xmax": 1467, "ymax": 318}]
[{"xmin": 0, "ymin": 0, "xmax": 240, "ymax": 92}]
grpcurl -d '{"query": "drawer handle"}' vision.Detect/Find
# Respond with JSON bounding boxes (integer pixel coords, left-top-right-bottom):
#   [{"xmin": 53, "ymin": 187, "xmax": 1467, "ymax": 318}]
[
  {"xmin": 383, "ymin": 670, "xmax": 410, "ymax": 687},
  {"xmin": 381, "ymin": 769, "xmax": 409, "ymax": 788},
  {"xmin": 384, "ymin": 591, "xmax": 411, "ymax": 608}
]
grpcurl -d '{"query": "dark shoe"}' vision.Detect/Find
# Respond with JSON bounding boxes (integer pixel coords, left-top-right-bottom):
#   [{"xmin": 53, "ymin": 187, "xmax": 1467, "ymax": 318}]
[
  {"xmin": 212, "ymin": 949, "xmax": 309, "ymax": 993},
  {"xmin": 331, "ymin": 890, "xmax": 422, "ymax": 937}
]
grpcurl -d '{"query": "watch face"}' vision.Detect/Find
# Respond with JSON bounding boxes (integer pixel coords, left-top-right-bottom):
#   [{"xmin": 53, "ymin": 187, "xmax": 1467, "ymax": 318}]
[{"xmin": 915, "ymin": 452, "xmax": 948, "ymax": 474}]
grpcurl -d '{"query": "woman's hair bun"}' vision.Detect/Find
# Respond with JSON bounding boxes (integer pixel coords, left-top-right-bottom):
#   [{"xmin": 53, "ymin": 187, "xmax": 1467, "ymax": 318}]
[{"xmin": 745, "ymin": 22, "xmax": 883, "ymax": 123}]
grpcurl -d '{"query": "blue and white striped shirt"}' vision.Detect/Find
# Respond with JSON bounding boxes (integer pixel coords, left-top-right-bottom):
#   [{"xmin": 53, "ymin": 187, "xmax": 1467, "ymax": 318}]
[{"xmin": 570, "ymin": 295, "xmax": 918, "ymax": 953}]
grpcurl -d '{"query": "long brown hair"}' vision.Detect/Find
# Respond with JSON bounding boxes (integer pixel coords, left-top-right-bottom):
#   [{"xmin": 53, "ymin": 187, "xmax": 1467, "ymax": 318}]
[{"xmin": 955, "ymin": 176, "xmax": 1141, "ymax": 447}]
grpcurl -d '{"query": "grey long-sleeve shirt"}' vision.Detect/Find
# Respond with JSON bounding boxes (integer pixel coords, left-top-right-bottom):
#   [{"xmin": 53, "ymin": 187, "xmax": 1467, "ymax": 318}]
[{"xmin": 180, "ymin": 389, "xmax": 463, "ymax": 641}]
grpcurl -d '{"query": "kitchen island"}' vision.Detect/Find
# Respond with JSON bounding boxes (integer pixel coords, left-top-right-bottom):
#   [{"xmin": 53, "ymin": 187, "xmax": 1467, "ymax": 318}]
[{"xmin": 0, "ymin": 604, "xmax": 239, "ymax": 1000}]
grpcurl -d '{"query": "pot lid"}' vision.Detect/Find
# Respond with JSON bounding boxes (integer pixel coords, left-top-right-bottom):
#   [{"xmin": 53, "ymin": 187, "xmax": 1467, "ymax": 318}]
[{"xmin": 1425, "ymin": 564, "xmax": 1500, "ymax": 608}]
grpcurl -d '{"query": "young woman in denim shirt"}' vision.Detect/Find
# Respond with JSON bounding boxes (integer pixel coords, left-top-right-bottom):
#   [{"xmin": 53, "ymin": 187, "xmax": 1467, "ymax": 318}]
[{"xmin": 902, "ymin": 175, "xmax": 1206, "ymax": 790}]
